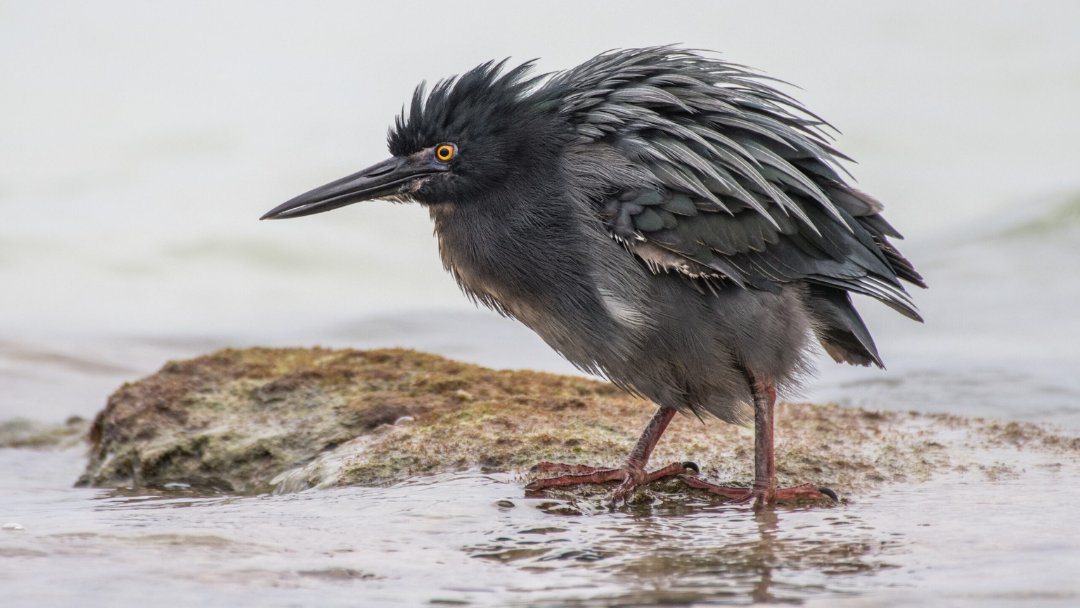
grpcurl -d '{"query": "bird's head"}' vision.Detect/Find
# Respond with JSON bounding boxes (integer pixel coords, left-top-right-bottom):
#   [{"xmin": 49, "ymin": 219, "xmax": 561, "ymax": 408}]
[{"xmin": 262, "ymin": 60, "xmax": 566, "ymax": 220}]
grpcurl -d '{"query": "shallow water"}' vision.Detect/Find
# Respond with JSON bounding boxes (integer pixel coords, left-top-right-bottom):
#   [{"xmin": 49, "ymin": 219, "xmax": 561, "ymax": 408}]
[
  {"xmin": 3, "ymin": 445, "xmax": 1077, "ymax": 607},
  {"xmin": 3, "ymin": 1, "xmax": 1080, "ymax": 606}
]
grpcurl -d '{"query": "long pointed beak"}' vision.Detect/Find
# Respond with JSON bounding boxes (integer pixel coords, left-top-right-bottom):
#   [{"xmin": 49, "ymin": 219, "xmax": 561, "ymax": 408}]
[{"xmin": 261, "ymin": 155, "xmax": 438, "ymax": 220}]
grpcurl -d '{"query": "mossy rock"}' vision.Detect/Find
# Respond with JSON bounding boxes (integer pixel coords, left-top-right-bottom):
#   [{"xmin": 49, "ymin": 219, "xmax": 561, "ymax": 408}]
[
  {"xmin": 76, "ymin": 347, "xmax": 1079, "ymax": 497},
  {"xmin": 0, "ymin": 416, "xmax": 89, "ymax": 450}
]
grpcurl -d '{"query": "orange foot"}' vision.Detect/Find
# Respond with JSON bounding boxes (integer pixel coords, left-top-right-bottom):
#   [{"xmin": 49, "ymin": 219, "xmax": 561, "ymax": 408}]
[
  {"xmin": 682, "ymin": 476, "xmax": 838, "ymax": 508},
  {"xmin": 525, "ymin": 460, "xmax": 700, "ymax": 504}
]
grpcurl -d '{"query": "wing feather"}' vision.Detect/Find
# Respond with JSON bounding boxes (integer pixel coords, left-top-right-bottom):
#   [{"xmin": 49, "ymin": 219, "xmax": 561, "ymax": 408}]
[{"xmin": 546, "ymin": 46, "xmax": 925, "ymax": 320}]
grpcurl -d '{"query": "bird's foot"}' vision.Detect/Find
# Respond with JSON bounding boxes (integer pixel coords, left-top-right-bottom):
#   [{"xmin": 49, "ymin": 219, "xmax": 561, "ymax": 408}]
[
  {"xmin": 525, "ymin": 460, "xmax": 699, "ymax": 505},
  {"xmin": 682, "ymin": 476, "xmax": 838, "ymax": 508}
]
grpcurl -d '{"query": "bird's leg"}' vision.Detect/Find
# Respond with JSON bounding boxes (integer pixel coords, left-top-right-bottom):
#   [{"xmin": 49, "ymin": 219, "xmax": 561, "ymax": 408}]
[
  {"xmin": 611, "ymin": 405, "xmax": 680, "ymax": 502},
  {"xmin": 682, "ymin": 376, "xmax": 837, "ymax": 507},
  {"xmin": 525, "ymin": 406, "xmax": 696, "ymax": 503},
  {"xmin": 753, "ymin": 377, "xmax": 778, "ymax": 505}
]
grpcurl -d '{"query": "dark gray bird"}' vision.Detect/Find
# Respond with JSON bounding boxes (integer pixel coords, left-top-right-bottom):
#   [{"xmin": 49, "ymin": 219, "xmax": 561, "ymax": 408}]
[{"xmin": 262, "ymin": 46, "xmax": 925, "ymax": 507}]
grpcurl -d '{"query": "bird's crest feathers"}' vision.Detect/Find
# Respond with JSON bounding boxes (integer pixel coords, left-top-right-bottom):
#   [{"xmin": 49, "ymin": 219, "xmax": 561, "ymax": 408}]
[{"xmin": 387, "ymin": 59, "xmax": 548, "ymax": 156}]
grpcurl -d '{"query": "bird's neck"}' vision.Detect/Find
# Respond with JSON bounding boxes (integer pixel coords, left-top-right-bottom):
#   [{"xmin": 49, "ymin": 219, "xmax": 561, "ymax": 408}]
[
  {"xmin": 426, "ymin": 153, "xmax": 658, "ymax": 379},
  {"xmin": 428, "ymin": 172, "xmax": 589, "ymax": 318}
]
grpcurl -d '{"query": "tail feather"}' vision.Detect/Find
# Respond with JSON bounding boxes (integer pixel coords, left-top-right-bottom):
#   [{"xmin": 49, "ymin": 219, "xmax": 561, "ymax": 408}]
[{"xmin": 806, "ymin": 285, "xmax": 883, "ymax": 368}]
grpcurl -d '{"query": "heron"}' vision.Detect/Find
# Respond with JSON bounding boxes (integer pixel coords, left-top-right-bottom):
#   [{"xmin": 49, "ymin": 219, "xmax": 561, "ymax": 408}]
[{"xmin": 262, "ymin": 46, "xmax": 925, "ymax": 507}]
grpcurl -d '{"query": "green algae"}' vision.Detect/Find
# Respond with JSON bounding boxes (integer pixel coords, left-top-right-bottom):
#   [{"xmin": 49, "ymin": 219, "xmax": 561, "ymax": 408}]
[
  {"xmin": 74, "ymin": 347, "xmax": 1079, "ymax": 498},
  {"xmin": 0, "ymin": 416, "xmax": 89, "ymax": 450}
]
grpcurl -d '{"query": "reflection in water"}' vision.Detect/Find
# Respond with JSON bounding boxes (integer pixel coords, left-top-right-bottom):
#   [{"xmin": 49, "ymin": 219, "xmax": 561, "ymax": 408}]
[
  {"xmin": 464, "ymin": 488, "xmax": 898, "ymax": 606},
  {"xmin": 751, "ymin": 509, "xmax": 780, "ymax": 605},
  {"xmin": 2, "ymin": 444, "xmax": 1078, "ymax": 606}
]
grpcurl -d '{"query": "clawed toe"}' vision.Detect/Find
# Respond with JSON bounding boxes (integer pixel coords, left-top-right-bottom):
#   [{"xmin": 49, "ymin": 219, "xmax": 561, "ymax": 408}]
[
  {"xmin": 525, "ymin": 460, "xmax": 698, "ymax": 502},
  {"xmin": 529, "ymin": 461, "xmax": 607, "ymax": 476},
  {"xmin": 524, "ymin": 465, "xmax": 623, "ymax": 492},
  {"xmin": 527, "ymin": 460, "xmax": 835, "ymax": 508},
  {"xmin": 772, "ymin": 483, "xmax": 838, "ymax": 505},
  {"xmin": 680, "ymin": 475, "xmax": 753, "ymax": 501},
  {"xmin": 680, "ymin": 474, "xmax": 838, "ymax": 507}
]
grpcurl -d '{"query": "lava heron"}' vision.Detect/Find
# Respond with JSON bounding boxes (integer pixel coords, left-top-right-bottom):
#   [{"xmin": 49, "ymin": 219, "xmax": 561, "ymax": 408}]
[{"xmin": 263, "ymin": 46, "xmax": 925, "ymax": 507}]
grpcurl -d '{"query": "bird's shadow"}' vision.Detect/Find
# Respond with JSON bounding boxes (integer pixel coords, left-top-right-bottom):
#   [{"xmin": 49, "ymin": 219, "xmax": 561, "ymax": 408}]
[{"xmin": 468, "ymin": 483, "xmax": 896, "ymax": 605}]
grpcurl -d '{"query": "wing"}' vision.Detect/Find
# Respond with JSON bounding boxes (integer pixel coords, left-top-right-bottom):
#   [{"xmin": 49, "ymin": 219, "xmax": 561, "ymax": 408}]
[{"xmin": 546, "ymin": 47, "xmax": 925, "ymax": 325}]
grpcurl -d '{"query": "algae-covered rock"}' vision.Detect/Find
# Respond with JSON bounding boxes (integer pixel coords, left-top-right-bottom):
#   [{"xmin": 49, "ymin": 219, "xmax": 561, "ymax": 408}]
[
  {"xmin": 77, "ymin": 347, "xmax": 1078, "ymax": 496},
  {"xmin": 0, "ymin": 416, "xmax": 89, "ymax": 450}
]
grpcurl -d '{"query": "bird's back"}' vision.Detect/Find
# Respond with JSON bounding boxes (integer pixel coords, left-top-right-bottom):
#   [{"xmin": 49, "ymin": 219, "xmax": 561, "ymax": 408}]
[
  {"xmin": 429, "ymin": 47, "xmax": 925, "ymax": 421},
  {"xmin": 542, "ymin": 47, "xmax": 925, "ymax": 366}
]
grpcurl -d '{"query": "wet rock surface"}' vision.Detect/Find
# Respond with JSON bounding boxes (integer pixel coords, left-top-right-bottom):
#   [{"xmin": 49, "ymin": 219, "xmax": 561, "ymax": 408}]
[
  {"xmin": 0, "ymin": 416, "xmax": 89, "ymax": 450},
  {"xmin": 76, "ymin": 347, "xmax": 1079, "ymax": 498}
]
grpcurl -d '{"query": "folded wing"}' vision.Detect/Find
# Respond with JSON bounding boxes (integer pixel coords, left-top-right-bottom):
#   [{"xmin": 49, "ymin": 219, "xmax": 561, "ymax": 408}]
[{"xmin": 547, "ymin": 46, "xmax": 926, "ymax": 367}]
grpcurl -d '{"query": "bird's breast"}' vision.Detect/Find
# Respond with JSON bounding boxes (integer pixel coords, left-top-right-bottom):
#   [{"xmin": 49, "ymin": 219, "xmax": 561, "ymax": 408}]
[
  {"xmin": 429, "ymin": 203, "xmax": 558, "ymax": 315},
  {"xmin": 428, "ymin": 200, "xmax": 666, "ymax": 378}
]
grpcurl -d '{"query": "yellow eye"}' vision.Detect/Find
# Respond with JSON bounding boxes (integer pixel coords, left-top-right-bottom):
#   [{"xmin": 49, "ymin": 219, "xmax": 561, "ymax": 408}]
[{"xmin": 435, "ymin": 143, "xmax": 456, "ymax": 162}]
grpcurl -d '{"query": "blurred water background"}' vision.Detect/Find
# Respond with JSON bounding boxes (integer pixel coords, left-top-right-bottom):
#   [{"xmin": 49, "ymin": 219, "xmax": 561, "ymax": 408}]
[{"xmin": 2, "ymin": 2, "xmax": 1079, "ymax": 606}]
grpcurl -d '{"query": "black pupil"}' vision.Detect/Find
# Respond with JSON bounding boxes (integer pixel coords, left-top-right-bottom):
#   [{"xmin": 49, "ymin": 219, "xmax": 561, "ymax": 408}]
[{"xmin": 439, "ymin": 146, "xmax": 451, "ymax": 159}]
